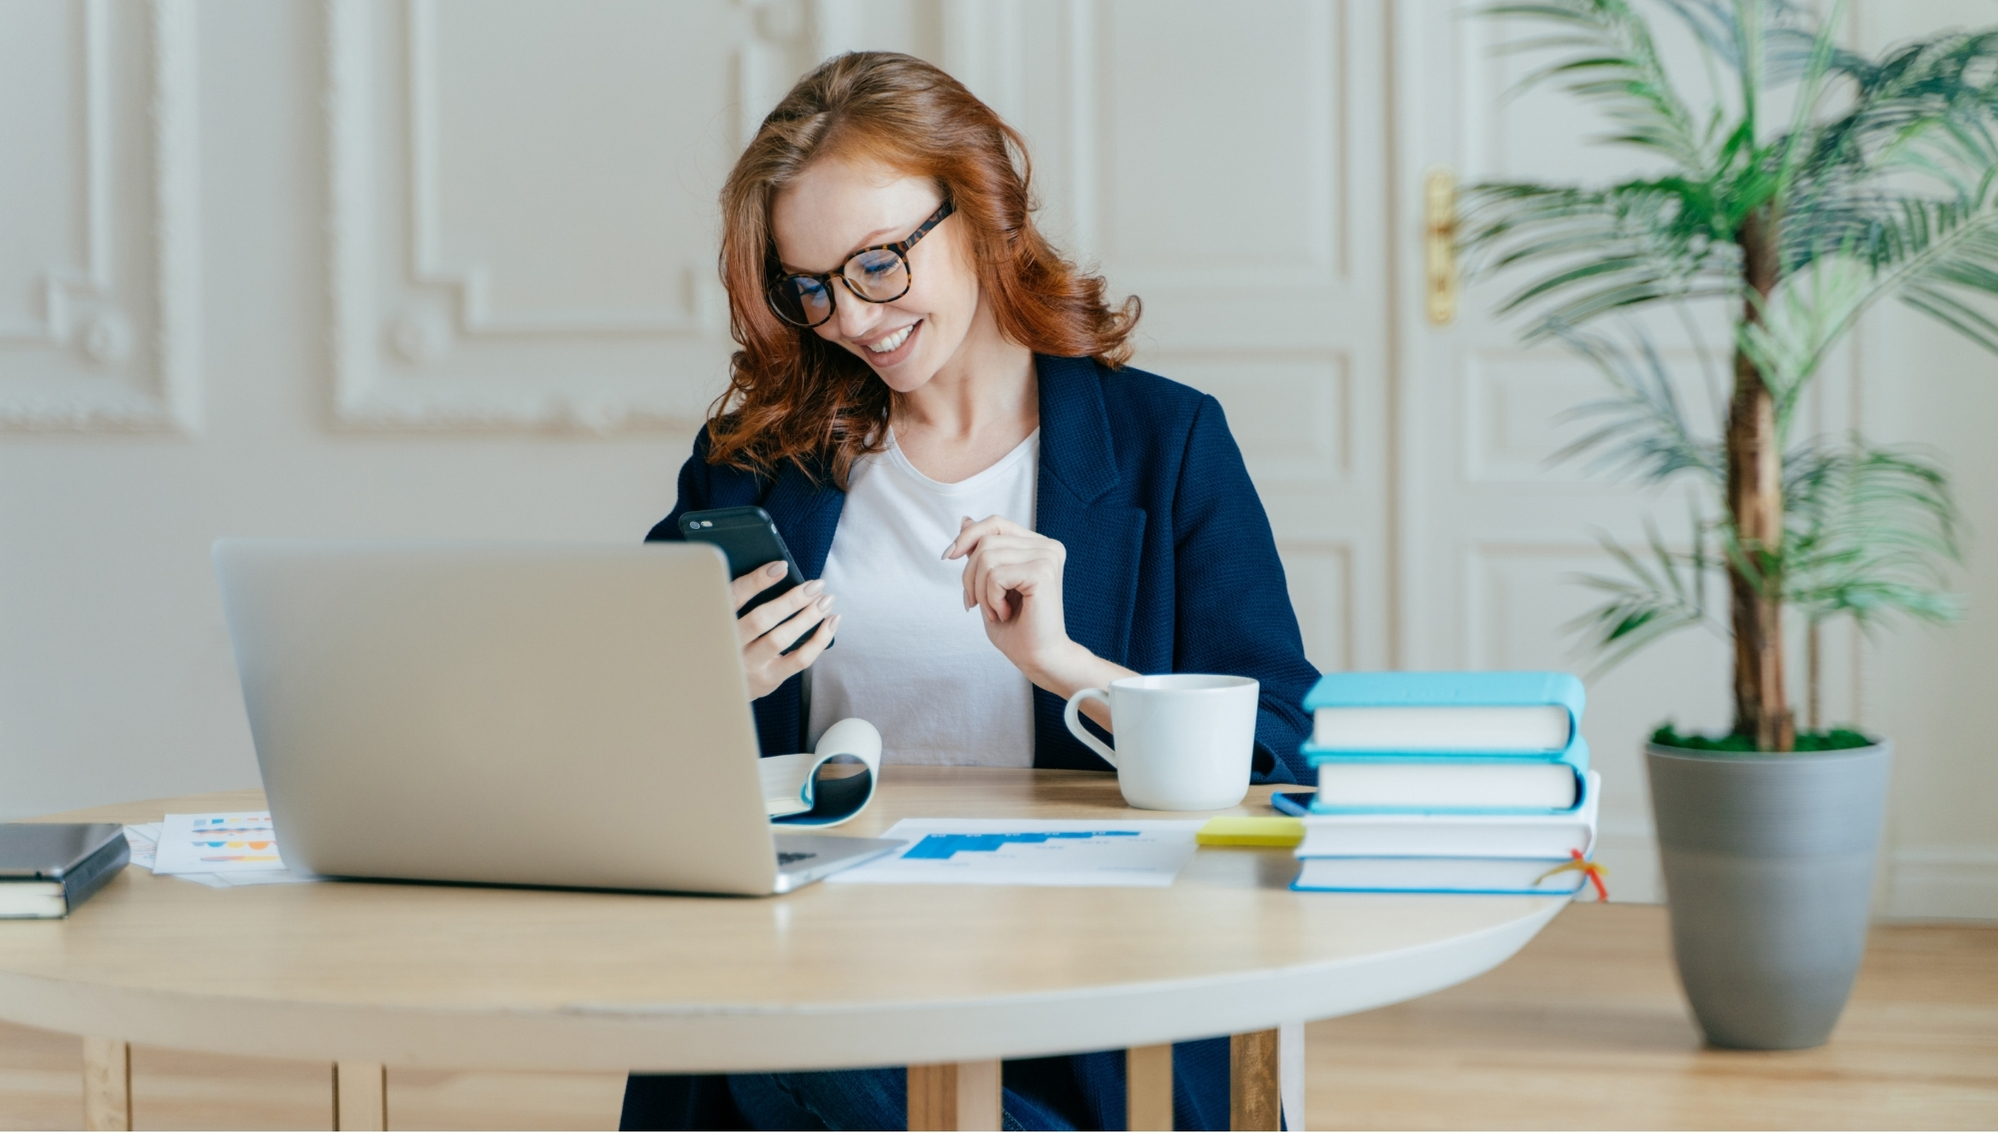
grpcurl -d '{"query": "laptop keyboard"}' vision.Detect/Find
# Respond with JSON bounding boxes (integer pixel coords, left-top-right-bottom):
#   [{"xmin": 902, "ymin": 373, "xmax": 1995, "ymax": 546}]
[{"xmin": 776, "ymin": 851, "xmax": 818, "ymax": 866}]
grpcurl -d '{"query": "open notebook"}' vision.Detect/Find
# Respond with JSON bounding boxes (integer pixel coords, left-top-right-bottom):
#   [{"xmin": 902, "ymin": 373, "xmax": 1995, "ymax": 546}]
[{"xmin": 758, "ymin": 717, "xmax": 884, "ymax": 828}]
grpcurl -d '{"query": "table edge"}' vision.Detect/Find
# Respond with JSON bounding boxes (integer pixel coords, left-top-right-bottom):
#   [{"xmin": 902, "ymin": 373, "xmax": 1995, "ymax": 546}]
[{"xmin": 0, "ymin": 899, "xmax": 1563, "ymax": 1070}]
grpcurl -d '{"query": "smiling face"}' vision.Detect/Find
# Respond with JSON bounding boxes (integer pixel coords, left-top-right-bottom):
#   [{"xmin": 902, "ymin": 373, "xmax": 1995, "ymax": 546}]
[{"xmin": 770, "ymin": 157, "xmax": 985, "ymax": 395}]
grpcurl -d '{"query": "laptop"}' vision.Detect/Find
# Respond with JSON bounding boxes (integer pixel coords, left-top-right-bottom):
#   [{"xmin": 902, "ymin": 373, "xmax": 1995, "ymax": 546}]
[{"xmin": 212, "ymin": 539, "xmax": 902, "ymax": 896}]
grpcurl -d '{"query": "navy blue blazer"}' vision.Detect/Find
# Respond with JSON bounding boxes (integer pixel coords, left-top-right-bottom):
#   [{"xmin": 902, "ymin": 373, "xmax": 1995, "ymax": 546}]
[{"xmin": 646, "ymin": 353, "xmax": 1319, "ymax": 785}]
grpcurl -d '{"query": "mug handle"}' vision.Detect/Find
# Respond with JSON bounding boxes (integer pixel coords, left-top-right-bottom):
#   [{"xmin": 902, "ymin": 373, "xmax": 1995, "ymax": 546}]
[{"xmin": 1063, "ymin": 688, "xmax": 1117, "ymax": 769}]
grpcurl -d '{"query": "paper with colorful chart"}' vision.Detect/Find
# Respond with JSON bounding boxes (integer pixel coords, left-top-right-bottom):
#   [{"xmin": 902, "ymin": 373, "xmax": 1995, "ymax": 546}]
[
  {"xmin": 827, "ymin": 818, "xmax": 1205, "ymax": 887},
  {"xmin": 152, "ymin": 814, "xmax": 289, "ymax": 875}
]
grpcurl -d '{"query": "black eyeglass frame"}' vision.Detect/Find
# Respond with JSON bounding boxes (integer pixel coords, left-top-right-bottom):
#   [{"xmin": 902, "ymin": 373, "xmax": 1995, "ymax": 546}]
[{"xmin": 765, "ymin": 200, "xmax": 957, "ymax": 328}]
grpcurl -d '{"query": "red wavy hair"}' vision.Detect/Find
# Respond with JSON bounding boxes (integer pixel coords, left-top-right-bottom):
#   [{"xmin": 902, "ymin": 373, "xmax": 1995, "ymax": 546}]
[{"xmin": 709, "ymin": 51, "xmax": 1139, "ymax": 487}]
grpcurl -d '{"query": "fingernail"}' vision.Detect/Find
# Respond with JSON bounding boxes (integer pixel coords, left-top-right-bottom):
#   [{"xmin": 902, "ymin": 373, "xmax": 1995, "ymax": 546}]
[
  {"xmin": 940, "ymin": 541, "xmax": 954, "ymax": 560},
  {"xmin": 960, "ymin": 516, "xmax": 972, "ymax": 527},
  {"xmin": 816, "ymin": 594, "xmax": 835, "ymax": 611},
  {"xmin": 766, "ymin": 561, "xmax": 785, "ymax": 577},
  {"xmin": 803, "ymin": 580, "xmax": 824, "ymax": 596}
]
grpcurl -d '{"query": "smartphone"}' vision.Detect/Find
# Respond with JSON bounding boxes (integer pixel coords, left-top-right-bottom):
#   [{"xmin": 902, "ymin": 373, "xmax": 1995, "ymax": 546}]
[{"xmin": 677, "ymin": 505, "xmax": 806, "ymax": 617}]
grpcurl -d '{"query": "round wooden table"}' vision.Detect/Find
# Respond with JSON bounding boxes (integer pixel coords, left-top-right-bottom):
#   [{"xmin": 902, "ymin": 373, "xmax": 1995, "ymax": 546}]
[{"xmin": 3, "ymin": 769, "xmax": 1566, "ymax": 1130}]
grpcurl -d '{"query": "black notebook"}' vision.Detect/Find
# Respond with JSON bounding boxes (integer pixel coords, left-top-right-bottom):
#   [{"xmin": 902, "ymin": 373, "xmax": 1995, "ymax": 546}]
[{"xmin": 0, "ymin": 824, "xmax": 130, "ymax": 919}]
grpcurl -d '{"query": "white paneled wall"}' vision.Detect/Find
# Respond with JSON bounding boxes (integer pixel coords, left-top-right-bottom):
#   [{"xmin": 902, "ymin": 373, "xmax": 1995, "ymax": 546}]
[
  {"xmin": 0, "ymin": 0, "xmax": 198, "ymax": 431},
  {"xmin": 1856, "ymin": 0, "xmax": 1998, "ymax": 920},
  {"xmin": 1, "ymin": 0, "xmax": 1992, "ymax": 917}
]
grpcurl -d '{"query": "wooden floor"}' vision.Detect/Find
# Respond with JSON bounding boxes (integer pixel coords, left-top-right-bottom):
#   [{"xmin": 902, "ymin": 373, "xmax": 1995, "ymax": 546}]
[
  {"xmin": 0, "ymin": 904, "xmax": 1991, "ymax": 1130},
  {"xmin": 1307, "ymin": 903, "xmax": 1998, "ymax": 1130}
]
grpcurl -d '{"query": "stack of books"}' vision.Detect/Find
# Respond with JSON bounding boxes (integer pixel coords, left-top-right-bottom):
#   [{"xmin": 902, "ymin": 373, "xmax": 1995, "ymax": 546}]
[{"xmin": 1283, "ymin": 671, "xmax": 1601, "ymax": 896}]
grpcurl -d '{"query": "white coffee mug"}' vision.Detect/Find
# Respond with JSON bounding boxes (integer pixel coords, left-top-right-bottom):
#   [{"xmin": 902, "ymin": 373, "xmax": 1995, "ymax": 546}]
[{"xmin": 1063, "ymin": 674, "xmax": 1260, "ymax": 811}]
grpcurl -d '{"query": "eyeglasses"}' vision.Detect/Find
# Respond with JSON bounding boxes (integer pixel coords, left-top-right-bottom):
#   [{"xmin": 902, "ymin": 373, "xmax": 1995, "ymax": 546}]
[{"xmin": 765, "ymin": 200, "xmax": 956, "ymax": 328}]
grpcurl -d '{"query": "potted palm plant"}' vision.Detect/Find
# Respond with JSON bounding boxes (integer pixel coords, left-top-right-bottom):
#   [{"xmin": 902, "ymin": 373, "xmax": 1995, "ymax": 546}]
[{"xmin": 1462, "ymin": 0, "xmax": 1998, "ymax": 1049}]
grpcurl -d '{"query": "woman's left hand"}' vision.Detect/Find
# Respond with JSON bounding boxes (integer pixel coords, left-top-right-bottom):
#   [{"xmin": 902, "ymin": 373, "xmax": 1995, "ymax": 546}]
[{"xmin": 943, "ymin": 516, "xmax": 1082, "ymax": 688}]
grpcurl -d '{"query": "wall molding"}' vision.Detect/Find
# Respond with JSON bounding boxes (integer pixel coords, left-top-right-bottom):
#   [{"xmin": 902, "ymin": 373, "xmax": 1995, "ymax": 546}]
[
  {"xmin": 1886, "ymin": 846, "xmax": 1998, "ymax": 921},
  {"xmin": 1461, "ymin": 541, "xmax": 1602, "ymax": 669},
  {"xmin": 401, "ymin": 0, "xmax": 711, "ymax": 336},
  {"xmin": 939, "ymin": 0, "xmax": 1025, "ymax": 127},
  {"xmin": 1140, "ymin": 347, "xmax": 1352, "ymax": 487},
  {"xmin": 1065, "ymin": 0, "xmax": 1345, "ymax": 292},
  {"xmin": 0, "ymin": 0, "xmax": 111, "ymax": 345},
  {"xmin": 1584, "ymin": 838, "xmax": 1998, "ymax": 916},
  {"xmin": 325, "ymin": 0, "xmax": 784, "ymax": 433},
  {"xmin": 0, "ymin": 0, "xmax": 200, "ymax": 434},
  {"xmin": 1272, "ymin": 538, "xmax": 1355, "ymax": 673},
  {"xmin": 1460, "ymin": 344, "xmax": 1719, "ymax": 488},
  {"xmin": 1593, "ymin": 830, "xmax": 1663, "ymax": 905}
]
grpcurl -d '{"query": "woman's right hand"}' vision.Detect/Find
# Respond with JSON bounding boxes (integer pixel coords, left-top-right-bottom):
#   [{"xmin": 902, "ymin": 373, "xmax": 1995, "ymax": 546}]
[{"xmin": 731, "ymin": 561, "xmax": 840, "ymax": 700}]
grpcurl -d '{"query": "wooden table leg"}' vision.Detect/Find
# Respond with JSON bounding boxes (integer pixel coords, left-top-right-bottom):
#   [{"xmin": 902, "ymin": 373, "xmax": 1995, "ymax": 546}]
[
  {"xmin": 908, "ymin": 1060, "xmax": 1002, "ymax": 1130},
  {"xmin": 1126, "ymin": 1043, "xmax": 1173, "ymax": 1130},
  {"xmin": 1230, "ymin": 1029, "xmax": 1280, "ymax": 1131},
  {"xmin": 81, "ymin": 1038, "xmax": 131, "ymax": 1132},
  {"xmin": 334, "ymin": 1062, "xmax": 387, "ymax": 1131}
]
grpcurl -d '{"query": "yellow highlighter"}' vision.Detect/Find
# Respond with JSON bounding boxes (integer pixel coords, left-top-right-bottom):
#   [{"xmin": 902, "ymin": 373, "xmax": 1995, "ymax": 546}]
[{"xmin": 1195, "ymin": 817, "xmax": 1304, "ymax": 848}]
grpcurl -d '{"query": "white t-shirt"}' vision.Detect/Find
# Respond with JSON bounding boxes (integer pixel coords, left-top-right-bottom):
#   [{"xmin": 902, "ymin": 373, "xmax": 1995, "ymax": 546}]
[{"xmin": 805, "ymin": 428, "xmax": 1040, "ymax": 766}]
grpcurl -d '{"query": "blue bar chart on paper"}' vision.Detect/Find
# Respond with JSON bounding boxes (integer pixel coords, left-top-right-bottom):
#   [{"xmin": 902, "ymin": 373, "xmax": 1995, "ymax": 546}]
[{"xmin": 829, "ymin": 819, "xmax": 1205, "ymax": 887}]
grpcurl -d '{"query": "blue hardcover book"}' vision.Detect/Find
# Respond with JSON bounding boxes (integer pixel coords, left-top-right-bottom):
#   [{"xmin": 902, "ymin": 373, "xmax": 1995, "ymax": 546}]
[
  {"xmin": 1306, "ymin": 738, "xmax": 1590, "ymax": 816},
  {"xmin": 1289, "ymin": 854, "xmax": 1589, "ymax": 895},
  {"xmin": 1302, "ymin": 670, "xmax": 1585, "ymax": 713},
  {"xmin": 1301, "ymin": 671, "xmax": 1586, "ymax": 762}
]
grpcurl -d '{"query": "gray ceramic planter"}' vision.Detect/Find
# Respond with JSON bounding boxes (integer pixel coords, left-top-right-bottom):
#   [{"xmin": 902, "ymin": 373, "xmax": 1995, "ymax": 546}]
[{"xmin": 1645, "ymin": 739, "xmax": 1892, "ymax": 1049}]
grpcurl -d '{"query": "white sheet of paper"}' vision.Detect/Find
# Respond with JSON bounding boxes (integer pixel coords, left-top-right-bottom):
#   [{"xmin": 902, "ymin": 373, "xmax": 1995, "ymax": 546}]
[
  {"xmin": 215, "ymin": 869, "xmax": 318, "ymax": 886},
  {"xmin": 152, "ymin": 814, "xmax": 288, "ymax": 875},
  {"xmin": 827, "ymin": 818, "xmax": 1203, "ymax": 887},
  {"xmin": 121, "ymin": 823, "xmax": 161, "ymax": 870}
]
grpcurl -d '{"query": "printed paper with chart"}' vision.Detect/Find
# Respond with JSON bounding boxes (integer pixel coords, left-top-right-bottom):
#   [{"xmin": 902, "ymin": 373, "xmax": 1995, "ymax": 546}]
[
  {"xmin": 151, "ymin": 814, "xmax": 289, "ymax": 875},
  {"xmin": 828, "ymin": 819, "xmax": 1204, "ymax": 887}
]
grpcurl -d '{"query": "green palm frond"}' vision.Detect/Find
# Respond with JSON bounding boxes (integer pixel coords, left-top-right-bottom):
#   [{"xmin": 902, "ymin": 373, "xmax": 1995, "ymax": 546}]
[
  {"xmin": 1567, "ymin": 516, "xmax": 1719, "ymax": 674},
  {"xmin": 1459, "ymin": 179, "xmax": 1742, "ymax": 330},
  {"xmin": 1745, "ymin": 187, "xmax": 1998, "ymax": 406},
  {"xmin": 1462, "ymin": 0, "xmax": 1768, "ymax": 331},
  {"xmin": 1733, "ymin": 254, "xmax": 1875, "ymax": 427},
  {"xmin": 1484, "ymin": 0, "xmax": 1711, "ymax": 167},
  {"xmin": 1654, "ymin": 0, "xmax": 1832, "ymax": 75},
  {"xmin": 1895, "ymin": 191, "xmax": 1998, "ymax": 352},
  {"xmin": 1471, "ymin": 3, "xmax": 1998, "ymax": 352},
  {"xmin": 1568, "ymin": 431, "xmax": 1963, "ymax": 673},
  {"xmin": 1651, "ymin": 0, "xmax": 1742, "ymax": 68},
  {"xmin": 1799, "ymin": 28, "xmax": 1998, "ymax": 185},
  {"xmin": 1783, "ymin": 27, "xmax": 1998, "ymax": 291},
  {"xmin": 1783, "ymin": 439, "xmax": 1964, "ymax": 628},
  {"xmin": 1549, "ymin": 325, "xmax": 1723, "ymax": 483}
]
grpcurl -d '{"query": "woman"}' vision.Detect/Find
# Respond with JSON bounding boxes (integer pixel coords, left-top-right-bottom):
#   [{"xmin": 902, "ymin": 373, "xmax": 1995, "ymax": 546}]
[{"xmin": 623, "ymin": 51, "xmax": 1318, "ymax": 1132}]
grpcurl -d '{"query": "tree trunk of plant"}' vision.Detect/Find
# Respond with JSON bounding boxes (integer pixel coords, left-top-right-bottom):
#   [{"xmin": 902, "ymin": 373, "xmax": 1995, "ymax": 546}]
[{"xmin": 1727, "ymin": 206, "xmax": 1795, "ymax": 752}]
